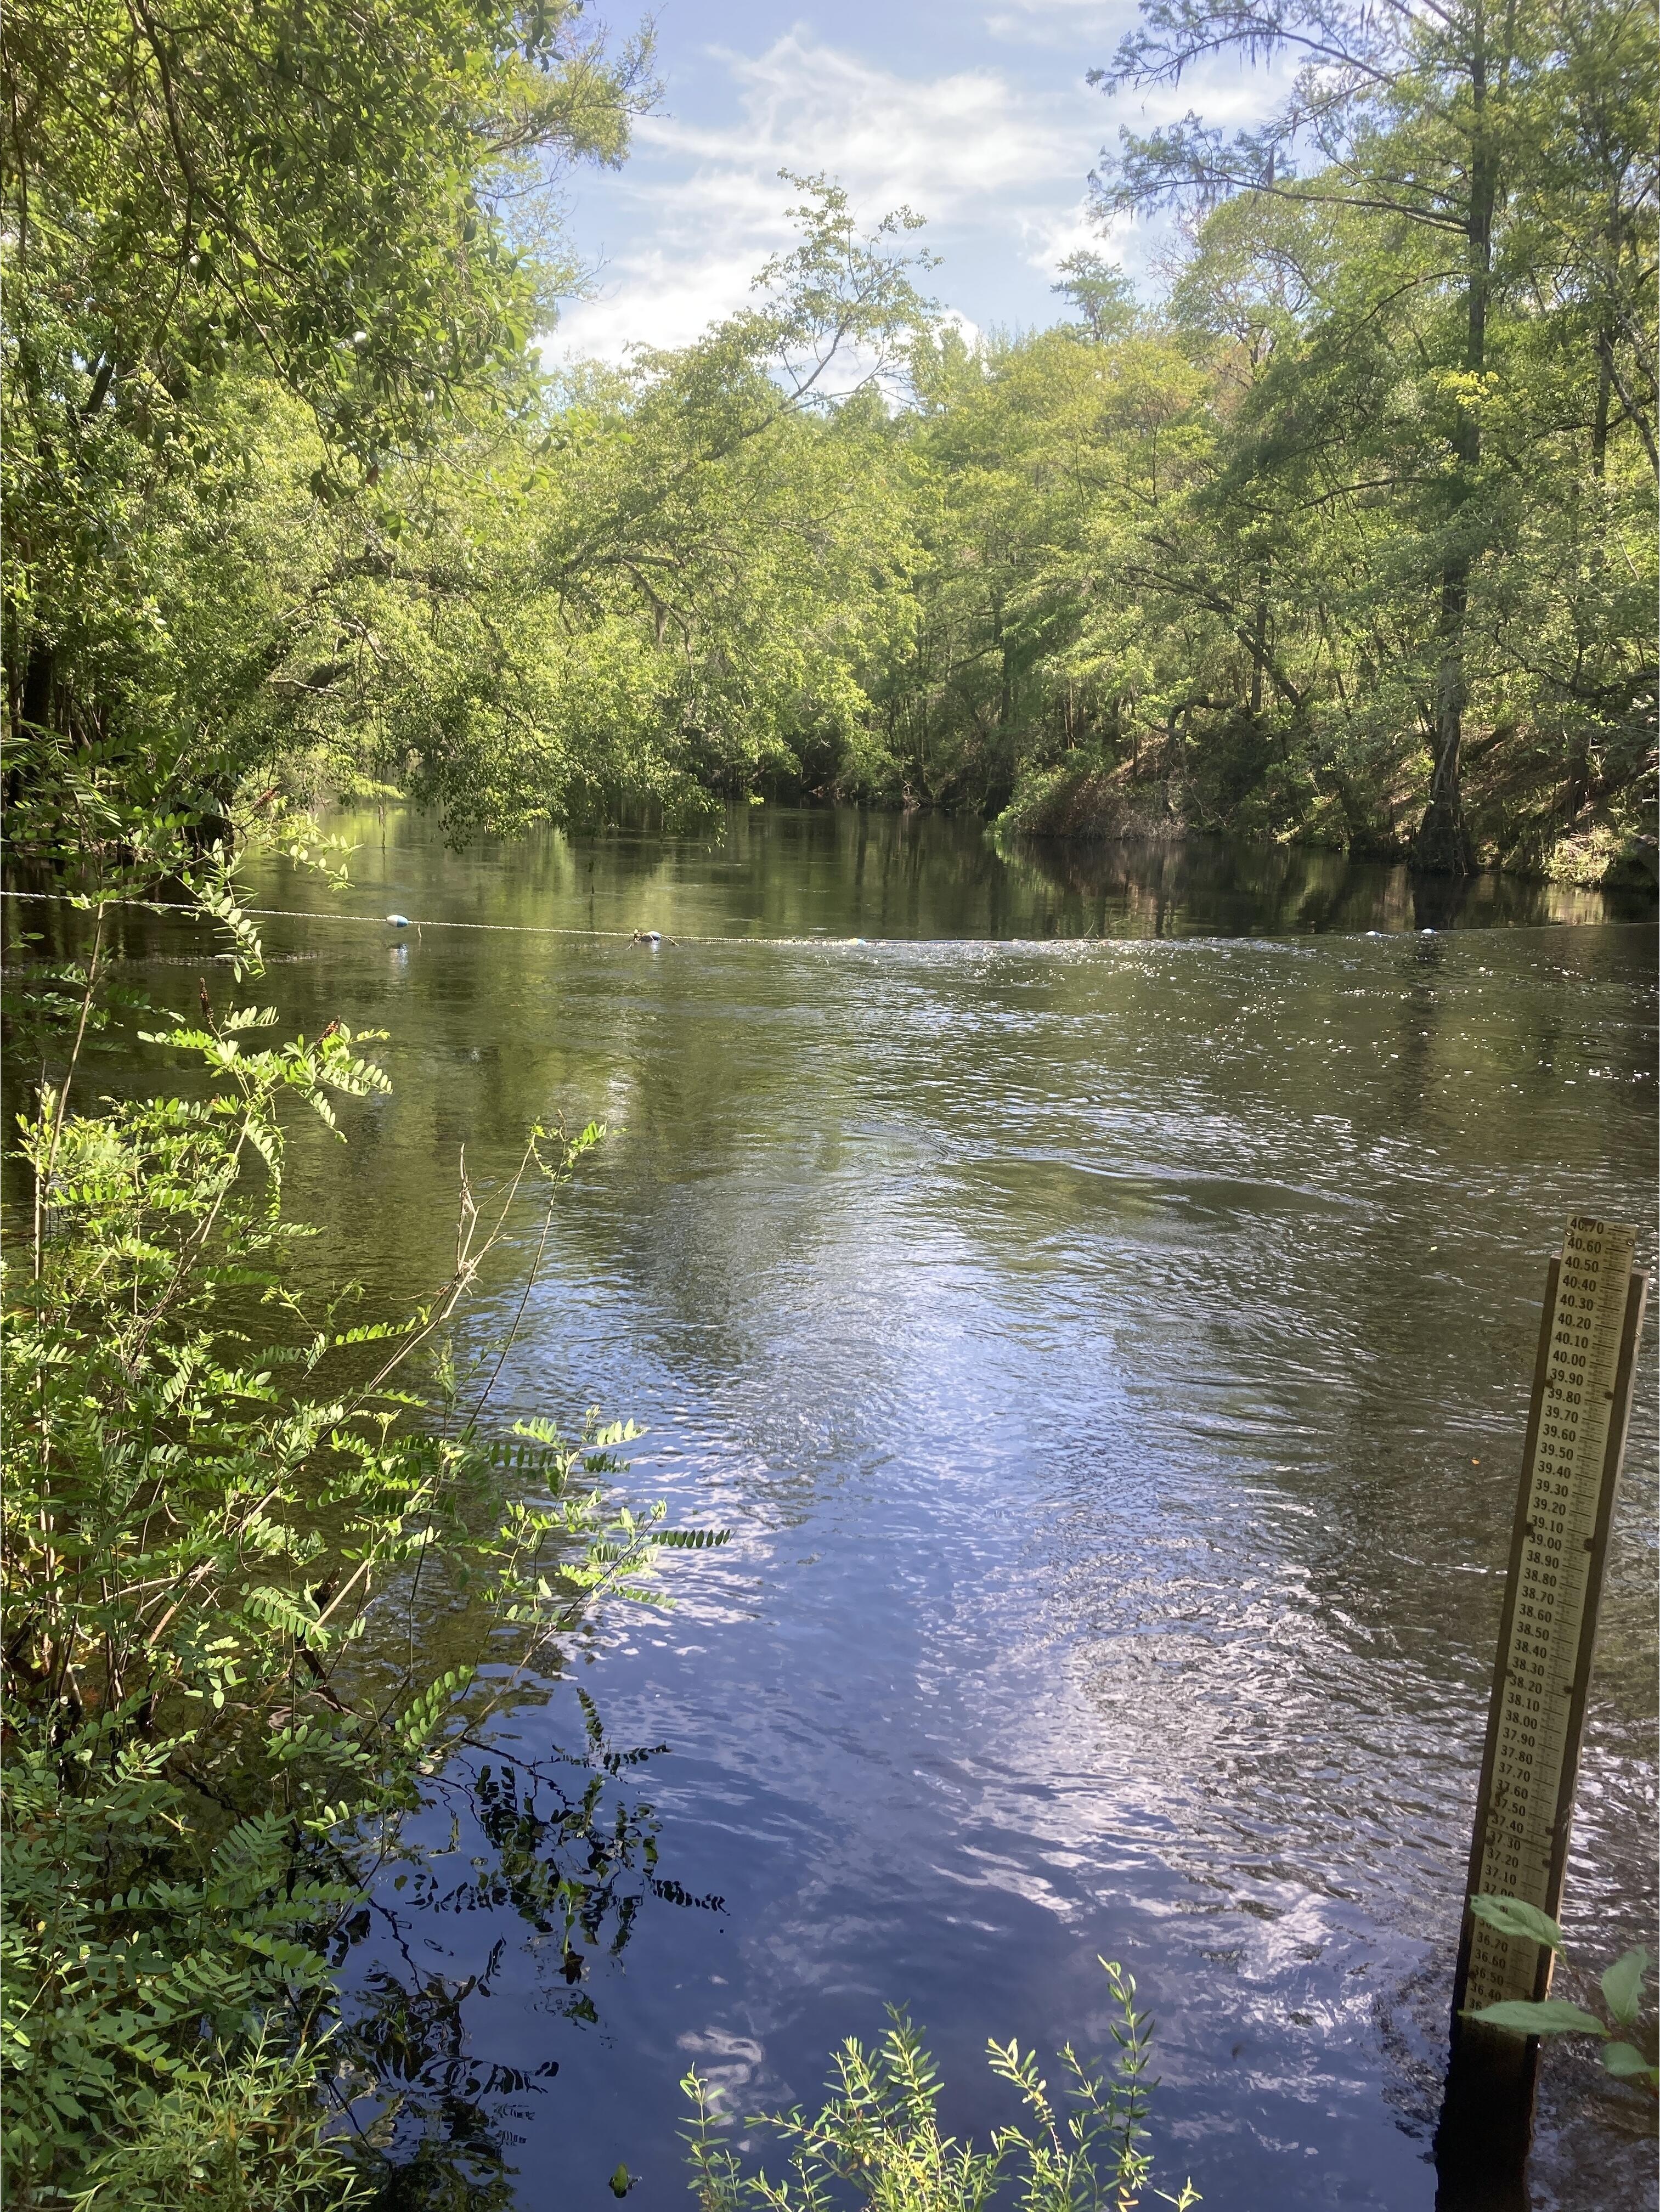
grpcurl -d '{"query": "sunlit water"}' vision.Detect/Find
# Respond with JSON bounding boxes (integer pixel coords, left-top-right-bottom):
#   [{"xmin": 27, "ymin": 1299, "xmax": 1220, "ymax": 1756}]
[{"xmin": 27, "ymin": 809, "xmax": 1658, "ymax": 2208}]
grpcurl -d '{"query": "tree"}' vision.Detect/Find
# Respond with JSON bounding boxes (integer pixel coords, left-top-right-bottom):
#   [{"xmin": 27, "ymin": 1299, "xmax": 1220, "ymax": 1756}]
[
  {"xmin": 1098, "ymin": 0, "xmax": 1655, "ymax": 871},
  {"xmin": 1052, "ymin": 250, "xmax": 1141, "ymax": 342},
  {"xmin": 2, "ymin": 0, "xmax": 651, "ymax": 824},
  {"xmin": 1090, "ymin": 0, "xmax": 1657, "ymax": 871},
  {"xmin": 256, "ymin": 179, "xmax": 937, "ymax": 838}
]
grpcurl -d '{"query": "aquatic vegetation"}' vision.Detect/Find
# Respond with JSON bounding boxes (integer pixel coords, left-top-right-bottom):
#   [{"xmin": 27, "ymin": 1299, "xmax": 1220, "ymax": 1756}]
[{"xmin": 682, "ymin": 1960, "xmax": 1201, "ymax": 2212}]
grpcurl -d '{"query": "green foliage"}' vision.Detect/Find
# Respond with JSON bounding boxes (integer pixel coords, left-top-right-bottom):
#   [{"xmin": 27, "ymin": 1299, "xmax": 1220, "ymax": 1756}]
[
  {"xmin": 1075, "ymin": 0, "xmax": 1659, "ymax": 870},
  {"xmin": 1052, "ymin": 253, "xmax": 1141, "ymax": 345},
  {"xmin": 2, "ymin": 0, "xmax": 651, "ymax": 851},
  {"xmin": 1467, "ymin": 1896, "xmax": 1564, "ymax": 1951},
  {"xmin": 63, "ymin": 2029, "xmax": 365, "ymax": 2212},
  {"xmin": 1464, "ymin": 1894, "xmax": 1657, "ymax": 2092},
  {"xmin": 300, "ymin": 175, "xmax": 935, "ymax": 839},
  {"xmin": 3, "ymin": 153, "xmax": 934, "ymax": 849},
  {"xmin": 682, "ymin": 1960, "xmax": 1200, "ymax": 2212},
  {"xmin": 0, "ymin": 868, "xmax": 726, "ymax": 2204},
  {"xmin": 852, "ymin": 0, "xmax": 1657, "ymax": 877},
  {"xmin": 6, "ymin": 0, "xmax": 1653, "ymax": 885},
  {"xmin": 4, "ymin": 0, "xmax": 648, "ymax": 461},
  {"xmin": 338, "ymin": 1702, "xmax": 710, "ymax": 2199}
]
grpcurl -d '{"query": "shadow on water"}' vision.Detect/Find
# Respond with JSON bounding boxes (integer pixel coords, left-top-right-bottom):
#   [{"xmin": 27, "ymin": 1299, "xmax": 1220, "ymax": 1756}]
[{"xmin": 337, "ymin": 1697, "xmax": 722, "ymax": 2209}]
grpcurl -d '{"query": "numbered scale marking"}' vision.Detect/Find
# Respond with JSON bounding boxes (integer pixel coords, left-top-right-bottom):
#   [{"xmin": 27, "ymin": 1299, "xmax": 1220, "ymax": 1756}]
[{"xmin": 1456, "ymin": 1217, "xmax": 1647, "ymax": 2021}]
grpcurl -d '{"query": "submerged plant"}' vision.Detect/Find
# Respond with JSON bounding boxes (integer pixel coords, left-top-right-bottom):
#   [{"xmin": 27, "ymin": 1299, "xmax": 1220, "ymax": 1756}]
[{"xmin": 682, "ymin": 1958, "xmax": 1200, "ymax": 2212}]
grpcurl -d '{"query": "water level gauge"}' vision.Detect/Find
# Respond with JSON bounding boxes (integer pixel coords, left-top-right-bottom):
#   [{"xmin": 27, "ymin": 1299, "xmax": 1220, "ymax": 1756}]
[{"xmin": 1438, "ymin": 1216, "xmax": 1648, "ymax": 2194}]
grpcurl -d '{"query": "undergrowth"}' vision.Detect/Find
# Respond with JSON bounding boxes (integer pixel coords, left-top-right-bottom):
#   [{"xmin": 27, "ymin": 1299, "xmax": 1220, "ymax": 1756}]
[{"xmin": 0, "ymin": 849, "xmax": 725, "ymax": 2208}]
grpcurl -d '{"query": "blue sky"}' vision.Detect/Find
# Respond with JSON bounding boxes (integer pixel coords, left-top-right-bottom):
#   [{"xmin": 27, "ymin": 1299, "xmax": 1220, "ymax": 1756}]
[{"xmin": 549, "ymin": 1, "xmax": 1286, "ymax": 362}]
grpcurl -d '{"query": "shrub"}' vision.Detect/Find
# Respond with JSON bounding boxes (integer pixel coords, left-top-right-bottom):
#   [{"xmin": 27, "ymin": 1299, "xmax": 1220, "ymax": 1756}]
[
  {"xmin": 1, "ymin": 883, "xmax": 723, "ymax": 2205},
  {"xmin": 682, "ymin": 1959, "xmax": 1200, "ymax": 2212}
]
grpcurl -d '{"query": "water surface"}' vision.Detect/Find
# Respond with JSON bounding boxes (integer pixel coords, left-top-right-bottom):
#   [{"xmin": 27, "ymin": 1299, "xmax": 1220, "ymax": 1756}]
[{"xmin": 41, "ymin": 809, "xmax": 1660, "ymax": 2208}]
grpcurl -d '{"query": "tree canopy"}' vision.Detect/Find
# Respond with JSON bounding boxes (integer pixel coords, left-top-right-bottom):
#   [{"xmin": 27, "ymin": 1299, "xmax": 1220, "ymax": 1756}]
[
  {"xmin": 4, "ymin": 0, "xmax": 1653, "ymax": 883},
  {"xmin": 3, "ymin": 0, "xmax": 650, "ymax": 847}
]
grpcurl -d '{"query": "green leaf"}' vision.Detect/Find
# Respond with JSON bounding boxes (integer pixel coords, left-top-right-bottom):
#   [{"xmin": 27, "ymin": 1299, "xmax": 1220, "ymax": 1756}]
[
  {"xmin": 1465, "ymin": 2000, "xmax": 1608, "ymax": 2038},
  {"xmin": 1600, "ymin": 2041, "xmax": 1658, "ymax": 2084},
  {"xmin": 1469, "ymin": 1894, "xmax": 1563, "ymax": 1950},
  {"xmin": 1601, "ymin": 1948, "xmax": 1650, "ymax": 2028}
]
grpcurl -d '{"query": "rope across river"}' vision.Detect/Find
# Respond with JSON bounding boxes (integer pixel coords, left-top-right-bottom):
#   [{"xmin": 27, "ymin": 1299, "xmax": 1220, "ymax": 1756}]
[{"xmin": 0, "ymin": 885, "xmax": 1138, "ymax": 951}]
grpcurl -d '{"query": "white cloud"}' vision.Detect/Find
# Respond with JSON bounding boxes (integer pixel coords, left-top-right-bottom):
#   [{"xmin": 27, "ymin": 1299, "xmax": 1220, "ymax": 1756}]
[
  {"xmin": 981, "ymin": 0, "xmax": 1142, "ymax": 49},
  {"xmin": 1017, "ymin": 195, "xmax": 1133, "ymax": 274},
  {"xmin": 667, "ymin": 34, "xmax": 1080, "ymax": 212},
  {"xmin": 547, "ymin": 24, "xmax": 1294, "ymax": 363},
  {"xmin": 549, "ymin": 245, "xmax": 761, "ymax": 362},
  {"xmin": 550, "ymin": 30, "xmax": 1102, "ymax": 363}
]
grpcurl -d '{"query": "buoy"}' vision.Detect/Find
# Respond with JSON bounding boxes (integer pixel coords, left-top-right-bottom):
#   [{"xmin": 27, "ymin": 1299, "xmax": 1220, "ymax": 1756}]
[{"xmin": 386, "ymin": 913, "xmax": 410, "ymax": 928}]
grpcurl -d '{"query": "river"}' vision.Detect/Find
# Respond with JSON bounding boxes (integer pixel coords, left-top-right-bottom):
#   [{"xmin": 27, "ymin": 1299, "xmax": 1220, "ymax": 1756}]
[{"xmin": 44, "ymin": 807, "xmax": 1660, "ymax": 2208}]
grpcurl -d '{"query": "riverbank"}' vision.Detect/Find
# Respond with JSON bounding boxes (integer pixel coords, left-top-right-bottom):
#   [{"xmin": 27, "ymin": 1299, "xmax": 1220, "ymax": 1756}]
[
  {"xmin": 992, "ymin": 747, "xmax": 1659, "ymax": 893},
  {"xmin": 259, "ymin": 799, "xmax": 1653, "ymax": 941}
]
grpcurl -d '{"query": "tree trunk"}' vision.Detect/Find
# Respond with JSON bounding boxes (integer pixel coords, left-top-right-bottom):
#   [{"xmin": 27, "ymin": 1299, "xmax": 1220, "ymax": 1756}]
[
  {"xmin": 1412, "ymin": 9, "xmax": 1496, "ymax": 876},
  {"xmin": 1250, "ymin": 558, "xmax": 1269, "ymax": 719},
  {"xmin": 1591, "ymin": 330, "xmax": 1613, "ymax": 481},
  {"xmin": 20, "ymin": 642, "xmax": 54, "ymax": 738}
]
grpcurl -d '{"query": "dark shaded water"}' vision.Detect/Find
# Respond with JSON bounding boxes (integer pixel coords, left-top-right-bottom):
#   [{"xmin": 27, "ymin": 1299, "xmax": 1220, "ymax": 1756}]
[{"xmin": 28, "ymin": 809, "xmax": 1660, "ymax": 2208}]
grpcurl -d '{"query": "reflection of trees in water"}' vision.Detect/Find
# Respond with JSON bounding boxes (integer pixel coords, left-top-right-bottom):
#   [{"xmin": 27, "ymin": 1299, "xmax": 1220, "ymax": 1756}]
[
  {"xmin": 329, "ymin": 800, "xmax": 1051, "ymax": 943},
  {"xmin": 337, "ymin": 1697, "xmax": 721, "ymax": 2209},
  {"xmin": 1004, "ymin": 831, "xmax": 1652, "ymax": 935},
  {"xmin": 998, "ymin": 831, "xmax": 1408, "ymax": 937}
]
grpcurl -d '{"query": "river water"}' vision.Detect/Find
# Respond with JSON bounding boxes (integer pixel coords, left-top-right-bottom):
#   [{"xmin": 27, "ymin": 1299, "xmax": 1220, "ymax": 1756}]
[{"xmin": 43, "ymin": 808, "xmax": 1660, "ymax": 2208}]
